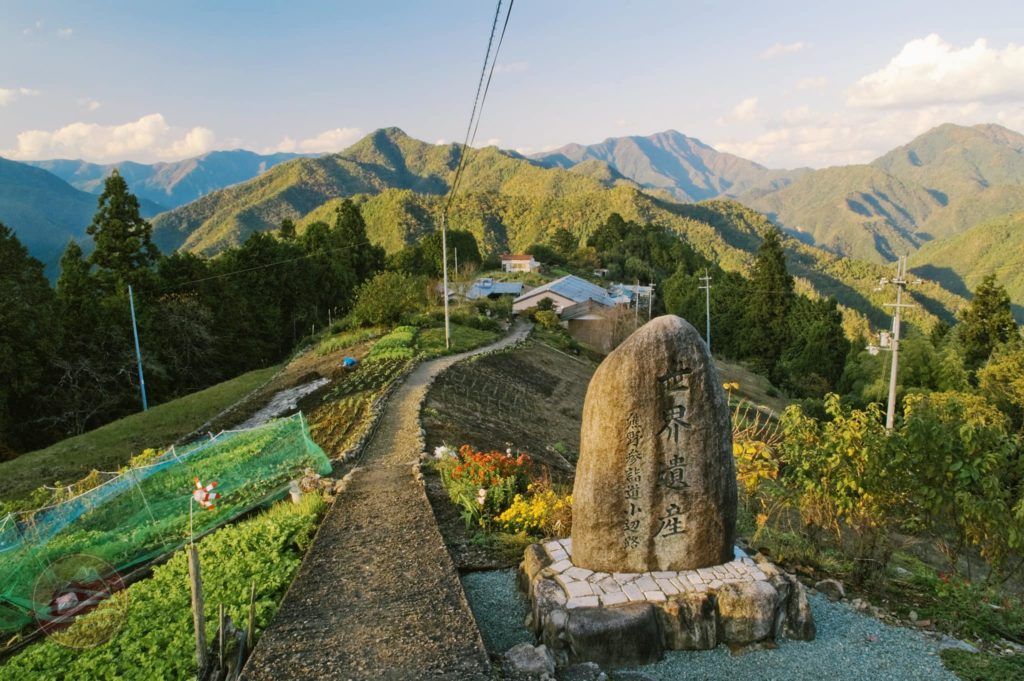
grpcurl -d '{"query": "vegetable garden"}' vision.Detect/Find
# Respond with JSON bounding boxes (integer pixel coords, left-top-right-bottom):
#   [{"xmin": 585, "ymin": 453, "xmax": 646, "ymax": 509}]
[{"xmin": 0, "ymin": 414, "xmax": 329, "ymax": 635}]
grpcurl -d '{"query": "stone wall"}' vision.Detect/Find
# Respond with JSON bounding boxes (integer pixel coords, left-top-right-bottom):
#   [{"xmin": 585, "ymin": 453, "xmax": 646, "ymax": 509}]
[{"xmin": 520, "ymin": 538, "xmax": 814, "ymax": 667}]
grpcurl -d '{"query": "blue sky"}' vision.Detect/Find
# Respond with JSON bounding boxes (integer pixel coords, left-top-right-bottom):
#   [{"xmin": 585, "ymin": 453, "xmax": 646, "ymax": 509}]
[{"xmin": 3, "ymin": 1, "xmax": 1024, "ymax": 167}]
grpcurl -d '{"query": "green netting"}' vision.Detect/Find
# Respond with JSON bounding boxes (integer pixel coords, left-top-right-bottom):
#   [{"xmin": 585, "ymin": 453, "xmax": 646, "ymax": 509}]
[{"xmin": 0, "ymin": 413, "xmax": 330, "ymax": 632}]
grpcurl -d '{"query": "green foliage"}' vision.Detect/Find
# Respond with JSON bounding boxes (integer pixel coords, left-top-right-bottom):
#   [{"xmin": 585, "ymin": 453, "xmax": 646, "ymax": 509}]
[
  {"xmin": 351, "ymin": 271, "xmax": 428, "ymax": 326},
  {"xmin": 366, "ymin": 325, "xmax": 418, "ymax": 361},
  {"xmin": 978, "ymin": 341, "xmax": 1024, "ymax": 431},
  {"xmin": 746, "ymin": 228, "xmax": 794, "ymax": 379},
  {"xmin": 86, "ymin": 170, "xmax": 160, "ymax": 288},
  {"xmin": 900, "ymin": 391, "xmax": 1020, "ymax": 572},
  {"xmin": 960, "ymin": 274, "xmax": 1018, "ymax": 370},
  {"xmin": 1, "ymin": 494, "xmax": 326, "ymax": 680},
  {"xmin": 534, "ymin": 309, "xmax": 561, "ymax": 331},
  {"xmin": 0, "ymin": 223, "xmax": 56, "ymax": 454},
  {"xmin": 315, "ymin": 327, "xmax": 383, "ymax": 356},
  {"xmin": 0, "ymin": 365, "xmax": 276, "ymax": 502},
  {"xmin": 779, "ymin": 395, "xmax": 900, "ymax": 577},
  {"xmin": 941, "ymin": 649, "xmax": 1024, "ymax": 680},
  {"xmin": 434, "ymin": 445, "xmax": 533, "ymax": 531}
]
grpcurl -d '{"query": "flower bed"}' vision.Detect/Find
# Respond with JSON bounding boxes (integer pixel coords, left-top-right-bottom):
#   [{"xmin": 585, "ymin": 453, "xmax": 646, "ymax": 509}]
[{"xmin": 433, "ymin": 444, "xmax": 571, "ymax": 538}]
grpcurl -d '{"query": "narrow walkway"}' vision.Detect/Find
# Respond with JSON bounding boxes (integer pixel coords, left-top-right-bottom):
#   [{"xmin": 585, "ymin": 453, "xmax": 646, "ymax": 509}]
[{"xmin": 244, "ymin": 323, "xmax": 531, "ymax": 681}]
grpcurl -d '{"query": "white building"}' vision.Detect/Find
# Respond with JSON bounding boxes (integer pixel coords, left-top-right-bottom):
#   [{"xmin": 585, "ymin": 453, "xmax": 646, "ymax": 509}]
[{"xmin": 501, "ymin": 254, "xmax": 541, "ymax": 273}]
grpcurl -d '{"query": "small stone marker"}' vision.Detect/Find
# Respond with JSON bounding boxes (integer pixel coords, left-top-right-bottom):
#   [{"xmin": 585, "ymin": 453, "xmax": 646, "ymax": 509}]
[{"xmin": 572, "ymin": 315, "xmax": 737, "ymax": 572}]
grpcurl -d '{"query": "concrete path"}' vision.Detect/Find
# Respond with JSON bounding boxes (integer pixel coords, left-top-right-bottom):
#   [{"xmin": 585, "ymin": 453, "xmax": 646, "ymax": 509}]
[{"xmin": 244, "ymin": 323, "xmax": 531, "ymax": 681}]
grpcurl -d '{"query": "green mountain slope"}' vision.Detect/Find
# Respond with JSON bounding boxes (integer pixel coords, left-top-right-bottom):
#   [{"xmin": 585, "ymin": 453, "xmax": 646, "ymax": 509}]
[
  {"xmin": 741, "ymin": 165, "xmax": 942, "ymax": 262},
  {"xmin": 532, "ymin": 130, "xmax": 807, "ymax": 202},
  {"xmin": 913, "ymin": 212, "xmax": 1024, "ymax": 320},
  {"xmin": 0, "ymin": 156, "xmax": 98, "ymax": 274},
  {"xmin": 29, "ymin": 150, "xmax": 305, "ymax": 211},
  {"xmin": 151, "ymin": 128, "xmax": 967, "ymax": 332}
]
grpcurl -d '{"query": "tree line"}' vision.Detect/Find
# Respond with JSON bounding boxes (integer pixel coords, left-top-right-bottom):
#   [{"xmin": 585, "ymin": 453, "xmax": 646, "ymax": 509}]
[{"xmin": 0, "ymin": 172, "xmax": 384, "ymax": 456}]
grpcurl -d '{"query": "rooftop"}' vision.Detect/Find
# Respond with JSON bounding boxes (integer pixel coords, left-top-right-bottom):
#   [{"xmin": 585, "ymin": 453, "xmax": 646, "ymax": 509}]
[
  {"xmin": 465, "ymin": 278, "xmax": 524, "ymax": 300},
  {"xmin": 514, "ymin": 274, "xmax": 615, "ymax": 307},
  {"xmin": 501, "ymin": 254, "xmax": 536, "ymax": 261}
]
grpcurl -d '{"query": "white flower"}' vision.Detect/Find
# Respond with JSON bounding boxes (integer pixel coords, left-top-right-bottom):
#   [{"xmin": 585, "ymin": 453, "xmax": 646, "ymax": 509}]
[
  {"xmin": 476, "ymin": 488, "xmax": 487, "ymax": 506},
  {"xmin": 434, "ymin": 445, "xmax": 456, "ymax": 460}
]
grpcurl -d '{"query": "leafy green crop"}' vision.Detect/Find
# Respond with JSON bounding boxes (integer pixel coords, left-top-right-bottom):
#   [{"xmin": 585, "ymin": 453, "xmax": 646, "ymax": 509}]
[{"xmin": 1, "ymin": 494, "xmax": 326, "ymax": 680}]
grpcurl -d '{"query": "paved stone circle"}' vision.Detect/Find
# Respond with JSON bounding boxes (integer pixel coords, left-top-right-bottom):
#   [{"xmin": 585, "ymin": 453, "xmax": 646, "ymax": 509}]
[{"xmin": 541, "ymin": 538, "xmax": 770, "ymax": 609}]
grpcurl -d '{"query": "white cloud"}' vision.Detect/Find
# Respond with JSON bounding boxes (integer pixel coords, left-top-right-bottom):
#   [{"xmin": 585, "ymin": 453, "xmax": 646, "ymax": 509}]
[
  {"xmin": 268, "ymin": 127, "xmax": 362, "ymax": 154},
  {"xmin": 484, "ymin": 137, "xmax": 502, "ymax": 147},
  {"xmin": 494, "ymin": 61, "xmax": 528, "ymax": 74},
  {"xmin": 435, "ymin": 138, "xmax": 447, "ymax": 145},
  {"xmin": 22, "ymin": 20, "xmax": 43, "ymax": 36},
  {"xmin": 3, "ymin": 113, "xmax": 218, "ymax": 162},
  {"xmin": 717, "ymin": 97, "xmax": 760, "ymax": 125},
  {"xmin": 77, "ymin": 98, "xmax": 101, "ymax": 112},
  {"xmin": 848, "ymin": 34, "xmax": 1024, "ymax": 109},
  {"xmin": 715, "ymin": 103, "xmax": 993, "ymax": 168},
  {"xmin": 761, "ymin": 41, "xmax": 807, "ymax": 59},
  {"xmin": 57, "ymin": 27, "xmax": 73, "ymax": 38},
  {"xmin": 0, "ymin": 87, "xmax": 40, "ymax": 106},
  {"xmin": 796, "ymin": 76, "xmax": 828, "ymax": 90}
]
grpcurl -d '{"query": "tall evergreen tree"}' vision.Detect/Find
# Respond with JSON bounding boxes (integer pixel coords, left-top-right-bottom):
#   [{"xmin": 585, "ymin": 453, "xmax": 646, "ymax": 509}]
[
  {"xmin": 745, "ymin": 228, "xmax": 794, "ymax": 380},
  {"xmin": 86, "ymin": 170, "xmax": 159, "ymax": 288},
  {"xmin": 0, "ymin": 223, "xmax": 57, "ymax": 453},
  {"xmin": 960, "ymin": 274, "xmax": 1018, "ymax": 369}
]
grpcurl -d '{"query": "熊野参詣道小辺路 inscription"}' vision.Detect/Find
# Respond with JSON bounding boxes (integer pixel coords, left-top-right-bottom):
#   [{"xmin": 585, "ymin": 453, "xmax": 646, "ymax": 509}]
[{"xmin": 572, "ymin": 315, "xmax": 736, "ymax": 572}]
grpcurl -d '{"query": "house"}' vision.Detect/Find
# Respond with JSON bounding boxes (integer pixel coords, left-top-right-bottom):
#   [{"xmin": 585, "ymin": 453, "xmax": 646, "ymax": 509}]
[
  {"xmin": 511, "ymin": 275, "xmax": 615, "ymax": 314},
  {"xmin": 465, "ymin": 278, "xmax": 524, "ymax": 300},
  {"xmin": 501, "ymin": 254, "xmax": 541, "ymax": 273},
  {"xmin": 559, "ymin": 299, "xmax": 621, "ymax": 352},
  {"xmin": 608, "ymin": 283, "xmax": 655, "ymax": 308}
]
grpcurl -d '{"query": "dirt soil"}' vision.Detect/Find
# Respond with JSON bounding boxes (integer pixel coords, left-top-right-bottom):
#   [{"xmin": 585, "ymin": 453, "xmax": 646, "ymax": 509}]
[
  {"xmin": 422, "ymin": 338, "xmax": 596, "ymax": 571},
  {"xmin": 203, "ymin": 338, "xmax": 376, "ymax": 433},
  {"xmin": 422, "ymin": 339, "xmax": 596, "ymax": 478}
]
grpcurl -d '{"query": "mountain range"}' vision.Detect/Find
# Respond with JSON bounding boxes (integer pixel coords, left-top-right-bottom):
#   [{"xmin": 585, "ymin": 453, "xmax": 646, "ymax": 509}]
[
  {"xmin": 27, "ymin": 150, "xmax": 307, "ymax": 212},
  {"xmin": 4, "ymin": 123, "xmax": 1022, "ymax": 322}
]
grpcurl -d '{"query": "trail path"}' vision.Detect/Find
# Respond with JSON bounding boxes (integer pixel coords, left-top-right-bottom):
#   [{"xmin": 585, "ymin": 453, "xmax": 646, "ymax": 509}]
[{"xmin": 244, "ymin": 322, "xmax": 531, "ymax": 681}]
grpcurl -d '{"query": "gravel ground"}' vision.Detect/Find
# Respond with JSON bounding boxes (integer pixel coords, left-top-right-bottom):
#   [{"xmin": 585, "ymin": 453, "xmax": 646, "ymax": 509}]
[
  {"xmin": 465, "ymin": 570, "xmax": 959, "ymax": 681},
  {"xmin": 462, "ymin": 570, "xmax": 533, "ymax": 653}
]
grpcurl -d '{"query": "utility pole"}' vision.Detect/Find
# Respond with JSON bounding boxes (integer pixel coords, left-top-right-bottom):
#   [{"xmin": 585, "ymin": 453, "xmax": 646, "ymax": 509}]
[
  {"xmin": 870, "ymin": 255, "xmax": 915, "ymax": 430},
  {"xmin": 128, "ymin": 284, "xmax": 149, "ymax": 411},
  {"xmin": 699, "ymin": 269, "xmax": 712, "ymax": 352},
  {"xmin": 648, "ymin": 282, "xmax": 654, "ymax": 320},
  {"xmin": 441, "ymin": 214, "xmax": 451, "ymax": 349},
  {"xmin": 454, "ymin": 247, "xmax": 459, "ymax": 282},
  {"xmin": 634, "ymin": 279, "xmax": 640, "ymax": 326}
]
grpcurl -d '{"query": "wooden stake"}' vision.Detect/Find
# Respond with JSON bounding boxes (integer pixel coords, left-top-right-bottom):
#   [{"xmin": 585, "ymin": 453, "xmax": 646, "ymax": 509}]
[
  {"xmin": 218, "ymin": 603, "xmax": 226, "ymax": 672},
  {"xmin": 187, "ymin": 544, "xmax": 207, "ymax": 673}
]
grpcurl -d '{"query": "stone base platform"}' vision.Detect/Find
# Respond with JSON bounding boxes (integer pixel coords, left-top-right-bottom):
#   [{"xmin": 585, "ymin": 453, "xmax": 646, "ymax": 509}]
[{"xmin": 519, "ymin": 538, "xmax": 815, "ymax": 668}]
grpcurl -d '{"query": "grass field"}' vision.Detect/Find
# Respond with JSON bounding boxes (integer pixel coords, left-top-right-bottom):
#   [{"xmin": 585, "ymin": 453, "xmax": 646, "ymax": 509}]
[
  {"xmin": 416, "ymin": 324, "xmax": 500, "ymax": 356},
  {"xmin": 0, "ymin": 366, "xmax": 278, "ymax": 503}
]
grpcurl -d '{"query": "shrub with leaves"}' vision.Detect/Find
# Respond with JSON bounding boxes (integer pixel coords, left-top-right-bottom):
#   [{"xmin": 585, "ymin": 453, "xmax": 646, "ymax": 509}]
[
  {"xmin": 434, "ymin": 445, "xmax": 533, "ymax": 530},
  {"xmin": 498, "ymin": 482, "xmax": 572, "ymax": 537}
]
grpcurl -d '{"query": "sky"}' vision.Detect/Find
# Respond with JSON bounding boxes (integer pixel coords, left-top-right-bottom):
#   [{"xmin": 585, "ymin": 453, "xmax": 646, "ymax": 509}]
[{"xmin": 3, "ymin": 0, "xmax": 1024, "ymax": 168}]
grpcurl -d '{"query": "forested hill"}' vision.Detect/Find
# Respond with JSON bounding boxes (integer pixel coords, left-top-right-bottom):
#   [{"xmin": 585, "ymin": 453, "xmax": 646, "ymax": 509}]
[
  {"xmin": 0, "ymin": 156, "xmax": 99, "ymax": 276},
  {"xmin": 531, "ymin": 123, "xmax": 1024, "ymax": 269},
  {"xmin": 149, "ymin": 127, "xmax": 965, "ymax": 332}
]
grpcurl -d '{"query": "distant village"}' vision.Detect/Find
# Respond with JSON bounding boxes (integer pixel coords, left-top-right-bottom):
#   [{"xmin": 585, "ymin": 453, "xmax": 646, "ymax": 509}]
[{"xmin": 446, "ymin": 253, "xmax": 655, "ymax": 352}]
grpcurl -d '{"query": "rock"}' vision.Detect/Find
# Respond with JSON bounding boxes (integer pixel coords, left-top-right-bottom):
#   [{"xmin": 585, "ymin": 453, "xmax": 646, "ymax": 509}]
[
  {"xmin": 521, "ymin": 544, "xmax": 552, "ymax": 592},
  {"xmin": 814, "ymin": 578, "xmax": 845, "ymax": 602},
  {"xmin": 785, "ymin": 580, "xmax": 816, "ymax": 640},
  {"xmin": 532, "ymin": 577, "xmax": 567, "ymax": 637},
  {"xmin": 559, "ymin": 661, "xmax": 608, "ymax": 681},
  {"xmin": 891, "ymin": 566, "xmax": 912, "ymax": 579},
  {"xmin": 572, "ymin": 315, "xmax": 736, "ymax": 572},
  {"xmin": 657, "ymin": 591, "xmax": 717, "ymax": 649},
  {"xmin": 937, "ymin": 636, "xmax": 979, "ymax": 654},
  {"xmin": 503, "ymin": 643, "xmax": 556, "ymax": 678},
  {"xmin": 566, "ymin": 603, "xmax": 663, "ymax": 667},
  {"xmin": 716, "ymin": 580, "xmax": 778, "ymax": 646},
  {"xmin": 767, "ymin": 572, "xmax": 792, "ymax": 639},
  {"xmin": 908, "ymin": 610, "xmax": 918, "ymax": 622}
]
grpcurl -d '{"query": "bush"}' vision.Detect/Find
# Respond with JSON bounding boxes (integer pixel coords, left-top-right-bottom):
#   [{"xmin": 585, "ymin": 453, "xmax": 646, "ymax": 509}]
[
  {"xmin": 351, "ymin": 271, "xmax": 428, "ymax": 326},
  {"xmin": 498, "ymin": 482, "xmax": 572, "ymax": 537},
  {"xmin": 434, "ymin": 445, "xmax": 533, "ymax": 530},
  {"xmin": 534, "ymin": 309, "xmax": 561, "ymax": 331}
]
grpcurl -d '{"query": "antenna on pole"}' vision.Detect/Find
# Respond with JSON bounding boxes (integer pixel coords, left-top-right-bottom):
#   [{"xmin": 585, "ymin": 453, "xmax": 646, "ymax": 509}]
[
  {"xmin": 698, "ymin": 268, "xmax": 712, "ymax": 352},
  {"xmin": 867, "ymin": 255, "xmax": 915, "ymax": 431},
  {"xmin": 128, "ymin": 284, "xmax": 149, "ymax": 411}
]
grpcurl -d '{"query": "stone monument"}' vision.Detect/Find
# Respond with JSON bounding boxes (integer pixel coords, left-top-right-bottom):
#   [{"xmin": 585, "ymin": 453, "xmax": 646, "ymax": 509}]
[
  {"xmin": 519, "ymin": 316, "xmax": 815, "ymax": 668},
  {"xmin": 572, "ymin": 314, "xmax": 736, "ymax": 572}
]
